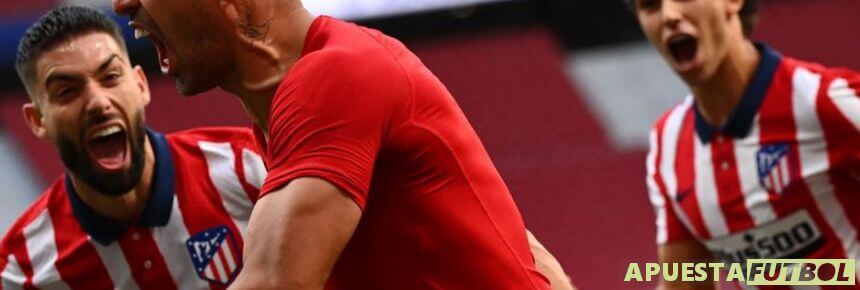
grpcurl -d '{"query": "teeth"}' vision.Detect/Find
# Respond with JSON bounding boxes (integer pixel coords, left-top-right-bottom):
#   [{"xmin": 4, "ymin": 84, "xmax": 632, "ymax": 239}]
[
  {"xmin": 161, "ymin": 59, "xmax": 170, "ymax": 74},
  {"xmin": 134, "ymin": 28, "xmax": 151, "ymax": 39},
  {"xmin": 93, "ymin": 126, "xmax": 122, "ymax": 138}
]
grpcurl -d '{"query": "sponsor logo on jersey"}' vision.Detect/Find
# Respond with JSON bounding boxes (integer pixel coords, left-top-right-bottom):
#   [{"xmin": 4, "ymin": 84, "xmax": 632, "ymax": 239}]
[{"xmin": 704, "ymin": 210, "xmax": 824, "ymax": 266}]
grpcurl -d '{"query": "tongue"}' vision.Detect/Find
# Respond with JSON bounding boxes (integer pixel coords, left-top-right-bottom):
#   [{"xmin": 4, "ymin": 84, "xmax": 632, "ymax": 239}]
[{"xmin": 88, "ymin": 133, "xmax": 128, "ymax": 171}]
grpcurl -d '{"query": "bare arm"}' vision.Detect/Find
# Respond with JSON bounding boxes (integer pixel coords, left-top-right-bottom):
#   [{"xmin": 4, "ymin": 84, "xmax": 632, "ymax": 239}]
[
  {"xmin": 657, "ymin": 240, "xmax": 716, "ymax": 290},
  {"xmin": 527, "ymin": 231, "xmax": 576, "ymax": 290},
  {"xmin": 229, "ymin": 177, "xmax": 361, "ymax": 290}
]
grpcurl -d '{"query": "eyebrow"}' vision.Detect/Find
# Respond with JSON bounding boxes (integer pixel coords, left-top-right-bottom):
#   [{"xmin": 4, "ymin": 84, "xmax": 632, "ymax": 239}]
[{"xmin": 44, "ymin": 54, "xmax": 120, "ymax": 88}]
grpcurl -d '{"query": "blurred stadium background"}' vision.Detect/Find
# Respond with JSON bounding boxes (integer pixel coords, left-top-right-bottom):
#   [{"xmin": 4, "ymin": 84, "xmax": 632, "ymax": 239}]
[{"xmin": 1, "ymin": 0, "xmax": 858, "ymax": 288}]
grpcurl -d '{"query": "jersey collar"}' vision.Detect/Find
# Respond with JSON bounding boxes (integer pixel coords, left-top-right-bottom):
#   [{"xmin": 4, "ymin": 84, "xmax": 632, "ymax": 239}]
[
  {"xmin": 694, "ymin": 43, "xmax": 782, "ymax": 143},
  {"xmin": 65, "ymin": 128, "xmax": 176, "ymax": 246}
]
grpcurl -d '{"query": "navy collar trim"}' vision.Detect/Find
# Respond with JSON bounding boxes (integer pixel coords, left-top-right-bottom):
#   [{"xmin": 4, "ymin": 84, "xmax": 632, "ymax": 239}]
[
  {"xmin": 694, "ymin": 43, "xmax": 782, "ymax": 143},
  {"xmin": 66, "ymin": 129, "xmax": 175, "ymax": 245}
]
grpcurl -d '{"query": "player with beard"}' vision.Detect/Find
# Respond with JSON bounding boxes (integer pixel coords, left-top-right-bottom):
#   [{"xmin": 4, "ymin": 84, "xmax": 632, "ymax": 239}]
[
  {"xmin": 0, "ymin": 6, "xmax": 267, "ymax": 289},
  {"xmin": 112, "ymin": 0, "xmax": 571, "ymax": 289},
  {"xmin": 628, "ymin": 0, "xmax": 860, "ymax": 289}
]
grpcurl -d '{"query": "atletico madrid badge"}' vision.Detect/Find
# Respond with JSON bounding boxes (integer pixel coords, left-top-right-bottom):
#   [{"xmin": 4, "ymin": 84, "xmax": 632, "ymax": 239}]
[
  {"xmin": 756, "ymin": 143, "xmax": 795, "ymax": 195},
  {"xmin": 186, "ymin": 225, "xmax": 242, "ymax": 285}
]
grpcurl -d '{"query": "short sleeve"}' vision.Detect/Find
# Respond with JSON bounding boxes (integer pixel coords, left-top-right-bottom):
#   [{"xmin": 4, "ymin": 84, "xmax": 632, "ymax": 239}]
[
  {"xmin": 259, "ymin": 49, "xmax": 407, "ymax": 209},
  {"xmin": 816, "ymin": 68, "xmax": 860, "ymax": 175}
]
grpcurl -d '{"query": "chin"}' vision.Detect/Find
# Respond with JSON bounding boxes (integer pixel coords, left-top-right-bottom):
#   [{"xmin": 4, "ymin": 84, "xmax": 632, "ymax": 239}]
[{"xmin": 175, "ymin": 74, "xmax": 217, "ymax": 97}]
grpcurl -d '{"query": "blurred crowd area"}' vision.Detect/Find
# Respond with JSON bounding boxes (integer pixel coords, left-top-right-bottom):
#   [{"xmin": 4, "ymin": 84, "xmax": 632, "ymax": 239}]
[{"xmin": 0, "ymin": 0, "xmax": 858, "ymax": 288}]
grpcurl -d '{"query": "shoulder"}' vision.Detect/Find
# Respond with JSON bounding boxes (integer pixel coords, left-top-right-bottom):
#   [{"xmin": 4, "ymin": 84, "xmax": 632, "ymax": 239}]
[
  {"xmin": 782, "ymin": 56, "xmax": 860, "ymax": 104},
  {"xmin": 0, "ymin": 178, "xmax": 64, "ymax": 255},
  {"xmin": 651, "ymin": 96, "xmax": 694, "ymax": 135},
  {"xmin": 292, "ymin": 47, "xmax": 405, "ymax": 89},
  {"xmin": 166, "ymin": 127, "xmax": 257, "ymax": 148}
]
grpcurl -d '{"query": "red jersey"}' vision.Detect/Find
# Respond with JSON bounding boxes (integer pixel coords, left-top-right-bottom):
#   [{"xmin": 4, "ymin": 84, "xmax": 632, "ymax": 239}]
[
  {"xmin": 0, "ymin": 127, "xmax": 266, "ymax": 289},
  {"xmin": 647, "ymin": 44, "xmax": 860, "ymax": 288},
  {"xmin": 257, "ymin": 16, "xmax": 549, "ymax": 289}
]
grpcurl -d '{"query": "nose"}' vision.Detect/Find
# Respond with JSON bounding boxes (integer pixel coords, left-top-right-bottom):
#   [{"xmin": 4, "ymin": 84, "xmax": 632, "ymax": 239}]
[
  {"xmin": 84, "ymin": 88, "xmax": 116, "ymax": 120},
  {"xmin": 661, "ymin": 0, "xmax": 682, "ymax": 29},
  {"xmin": 113, "ymin": 0, "xmax": 140, "ymax": 16}
]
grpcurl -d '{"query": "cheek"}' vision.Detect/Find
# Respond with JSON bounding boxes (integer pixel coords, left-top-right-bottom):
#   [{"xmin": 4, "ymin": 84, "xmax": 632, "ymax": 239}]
[{"xmin": 639, "ymin": 16, "xmax": 662, "ymax": 42}]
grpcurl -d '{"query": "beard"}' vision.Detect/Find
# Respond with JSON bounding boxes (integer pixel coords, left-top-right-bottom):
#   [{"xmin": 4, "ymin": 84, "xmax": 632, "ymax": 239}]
[{"xmin": 58, "ymin": 111, "xmax": 147, "ymax": 197}]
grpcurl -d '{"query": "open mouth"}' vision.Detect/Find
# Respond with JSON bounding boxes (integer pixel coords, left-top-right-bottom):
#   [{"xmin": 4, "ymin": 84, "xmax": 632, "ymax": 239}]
[
  {"xmin": 667, "ymin": 34, "xmax": 699, "ymax": 65},
  {"xmin": 131, "ymin": 23, "xmax": 171, "ymax": 75},
  {"xmin": 85, "ymin": 125, "xmax": 130, "ymax": 172}
]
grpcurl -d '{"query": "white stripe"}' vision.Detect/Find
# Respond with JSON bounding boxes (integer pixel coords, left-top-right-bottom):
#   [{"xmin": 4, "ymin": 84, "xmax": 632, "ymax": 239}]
[
  {"xmin": 242, "ymin": 149, "xmax": 267, "ymax": 190},
  {"xmin": 204, "ymin": 264, "xmax": 215, "ymax": 281},
  {"xmin": 771, "ymin": 172, "xmax": 782, "ymax": 193},
  {"xmin": 658, "ymin": 98, "xmax": 700, "ymax": 236},
  {"xmin": 199, "ymin": 141, "xmax": 254, "ymax": 239},
  {"xmin": 220, "ymin": 239, "xmax": 237, "ymax": 273},
  {"xmin": 733, "ymin": 118, "xmax": 777, "ymax": 225},
  {"xmin": 694, "ymin": 134, "xmax": 730, "ymax": 237},
  {"xmin": 90, "ymin": 238, "xmax": 140, "ymax": 290},
  {"xmin": 2, "ymin": 254, "xmax": 26, "ymax": 290},
  {"xmin": 211, "ymin": 251, "xmax": 228, "ymax": 284},
  {"xmin": 22, "ymin": 212, "xmax": 70, "ymax": 290},
  {"xmin": 646, "ymin": 129, "xmax": 669, "ymax": 244},
  {"xmin": 151, "ymin": 196, "xmax": 210, "ymax": 290},
  {"xmin": 780, "ymin": 157, "xmax": 790, "ymax": 188},
  {"xmin": 793, "ymin": 68, "xmax": 860, "ymax": 277},
  {"xmin": 828, "ymin": 77, "xmax": 860, "ymax": 132}
]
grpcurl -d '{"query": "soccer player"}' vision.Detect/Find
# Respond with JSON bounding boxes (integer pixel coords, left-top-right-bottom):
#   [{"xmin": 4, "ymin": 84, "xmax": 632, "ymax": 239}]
[
  {"xmin": 0, "ymin": 6, "xmax": 265, "ymax": 289},
  {"xmin": 113, "ymin": 0, "xmax": 564, "ymax": 288},
  {"xmin": 628, "ymin": 0, "xmax": 860, "ymax": 289}
]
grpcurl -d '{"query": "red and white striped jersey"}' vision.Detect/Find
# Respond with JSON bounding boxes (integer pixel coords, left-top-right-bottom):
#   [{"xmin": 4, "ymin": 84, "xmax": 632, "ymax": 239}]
[
  {"xmin": 0, "ymin": 127, "xmax": 267, "ymax": 290},
  {"xmin": 647, "ymin": 44, "xmax": 860, "ymax": 289}
]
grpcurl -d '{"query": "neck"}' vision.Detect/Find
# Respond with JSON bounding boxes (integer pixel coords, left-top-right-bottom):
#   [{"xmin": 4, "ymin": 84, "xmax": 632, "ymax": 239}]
[
  {"xmin": 691, "ymin": 40, "xmax": 761, "ymax": 127},
  {"xmin": 70, "ymin": 136, "xmax": 156, "ymax": 224},
  {"xmin": 220, "ymin": 4, "xmax": 315, "ymax": 133}
]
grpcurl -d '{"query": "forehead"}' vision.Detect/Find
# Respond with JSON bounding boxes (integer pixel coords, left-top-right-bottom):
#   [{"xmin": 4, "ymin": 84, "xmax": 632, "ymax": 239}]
[{"xmin": 35, "ymin": 32, "xmax": 125, "ymax": 79}]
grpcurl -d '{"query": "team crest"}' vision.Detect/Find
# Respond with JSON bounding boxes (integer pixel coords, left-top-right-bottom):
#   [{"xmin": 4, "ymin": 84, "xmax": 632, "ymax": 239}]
[
  {"xmin": 756, "ymin": 143, "xmax": 794, "ymax": 194},
  {"xmin": 186, "ymin": 225, "xmax": 242, "ymax": 285}
]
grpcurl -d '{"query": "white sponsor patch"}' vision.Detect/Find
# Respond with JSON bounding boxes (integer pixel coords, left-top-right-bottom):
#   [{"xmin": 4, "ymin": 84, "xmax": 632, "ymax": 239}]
[{"xmin": 704, "ymin": 210, "xmax": 824, "ymax": 265}]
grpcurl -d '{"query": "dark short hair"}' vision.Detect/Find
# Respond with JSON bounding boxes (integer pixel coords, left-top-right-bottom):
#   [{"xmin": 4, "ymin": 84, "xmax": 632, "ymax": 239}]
[
  {"xmin": 15, "ymin": 5, "xmax": 128, "ymax": 93},
  {"xmin": 623, "ymin": 0, "xmax": 761, "ymax": 37}
]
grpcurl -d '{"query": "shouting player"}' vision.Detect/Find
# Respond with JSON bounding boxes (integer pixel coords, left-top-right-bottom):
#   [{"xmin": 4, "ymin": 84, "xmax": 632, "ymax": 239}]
[
  {"xmin": 628, "ymin": 0, "xmax": 860, "ymax": 289},
  {"xmin": 113, "ymin": 0, "xmax": 567, "ymax": 288},
  {"xmin": 0, "ymin": 6, "xmax": 265, "ymax": 289}
]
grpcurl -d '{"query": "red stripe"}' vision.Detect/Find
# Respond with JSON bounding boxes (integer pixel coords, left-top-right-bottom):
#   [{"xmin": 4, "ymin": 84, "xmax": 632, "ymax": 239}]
[
  {"xmin": 117, "ymin": 229, "xmax": 177, "ymax": 290},
  {"xmin": 758, "ymin": 61, "xmax": 801, "ymax": 218},
  {"xmin": 169, "ymin": 141, "xmax": 242, "ymax": 289},
  {"xmin": 748, "ymin": 53, "xmax": 801, "ymax": 290},
  {"xmin": 8, "ymin": 228, "xmax": 35, "ymax": 290},
  {"xmin": 208, "ymin": 257, "xmax": 222, "ymax": 283},
  {"xmin": 675, "ymin": 110, "xmax": 711, "ymax": 239},
  {"xmin": 0, "ymin": 252, "xmax": 7, "ymax": 290},
  {"xmin": 0, "ymin": 187, "xmax": 57, "ymax": 290},
  {"xmin": 760, "ymin": 61, "xmax": 850, "ymax": 265},
  {"xmin": 47, "ymin": 191, "xmax": 114, "ymax": 290},
  {"xmin": 710, "ymin": 137, "xmax": 755, "ymax": 232},
  {"xmin": 650, "ymin": 109, "xmax": 694, "ymax": 241},
  {"xmin": 775, "ymin": 161, "xmax": 784, "ymax": 190}
]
